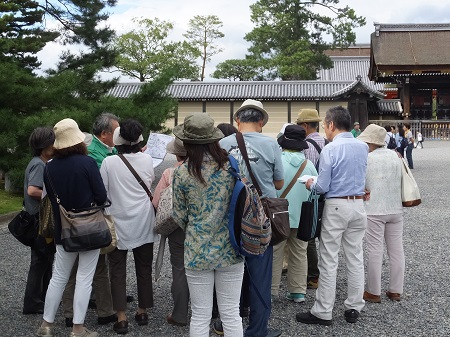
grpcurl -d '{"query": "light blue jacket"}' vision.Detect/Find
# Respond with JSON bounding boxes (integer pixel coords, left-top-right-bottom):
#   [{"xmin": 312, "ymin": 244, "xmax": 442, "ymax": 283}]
[{"xmin": 276, "ymin": 151, "xmax": 318, "ymax": 228}]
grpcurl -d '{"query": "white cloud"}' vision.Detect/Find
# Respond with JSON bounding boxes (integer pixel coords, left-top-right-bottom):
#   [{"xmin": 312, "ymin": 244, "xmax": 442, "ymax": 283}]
[{"xmin": 36, "ymin": 0, "xmax": 450, "ymax": 81}]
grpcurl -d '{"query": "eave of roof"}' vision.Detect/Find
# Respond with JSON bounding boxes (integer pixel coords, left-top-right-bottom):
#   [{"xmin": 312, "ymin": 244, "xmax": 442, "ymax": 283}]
[{"xmin": 331, "ymin": 78, "xmax": 385, "ymax": 99}]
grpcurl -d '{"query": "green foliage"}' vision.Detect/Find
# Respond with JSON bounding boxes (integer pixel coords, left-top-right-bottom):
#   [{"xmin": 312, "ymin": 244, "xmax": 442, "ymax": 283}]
[
  {"xmin": 212, "ymin": 58, "xmax": 268, "ymax": 81},
  {"xmin": 0, "ymin": 186, "xmax": 23, "ymax": 214},
  {"xmin": 115, "ymin": 17, "xmax": 199, "ymax": 82},
  {"xmin": 183, "ymin": 15, "xmax": 225, "ymax": 81},
  {"xmin": 243, "ymin": 0, "xmax": 366, "ymax": 80}
]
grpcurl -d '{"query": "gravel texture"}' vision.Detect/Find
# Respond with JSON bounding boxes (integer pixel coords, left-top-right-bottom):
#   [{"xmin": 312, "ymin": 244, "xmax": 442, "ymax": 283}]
[{"xmin": 0, "ymin": 143, "xmax": 447, "ymax": 337}]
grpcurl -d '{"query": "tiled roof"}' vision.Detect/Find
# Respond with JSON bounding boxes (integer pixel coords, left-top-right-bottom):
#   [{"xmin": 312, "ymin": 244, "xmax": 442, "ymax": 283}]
[
  {"xmin": 108, "ymin": 81, "xmax": 355, "ymax": 101},
  {"xmin": 318, "ymin": 56, "xmax": 386, "ymax": 91},
  {"xmin": 368, "ymin": 99, "xmax": 403, "ymax": 115},
  {"xmin": 331, "ymin": 77, "xmax": 385, "ymax": 99}
]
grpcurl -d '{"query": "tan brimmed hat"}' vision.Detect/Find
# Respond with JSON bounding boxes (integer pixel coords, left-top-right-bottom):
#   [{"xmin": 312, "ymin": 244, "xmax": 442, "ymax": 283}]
[
  {"xmin": 358, "ymin": 124, "xmax": 386, "ymax": 146},
  {"xmin": 166, "ymin": 138, "xmax": 186, "ymax": 156},
  {"xmin": 233, "ymin": 99, "xmax": 269, "ymax": 126},
  {"xmin": 296, "ymin": 109, "xmax": 321, "ymax": 123},
  {"xmin": 53, "ymin": 118, "xmax": 86, "ymax": 149}
]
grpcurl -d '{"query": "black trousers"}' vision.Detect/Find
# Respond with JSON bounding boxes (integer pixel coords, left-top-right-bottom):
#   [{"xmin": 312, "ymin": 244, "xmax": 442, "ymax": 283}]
[{"xmin": 23, "ymin": 248, "xmax": 54, "ymax": 313}]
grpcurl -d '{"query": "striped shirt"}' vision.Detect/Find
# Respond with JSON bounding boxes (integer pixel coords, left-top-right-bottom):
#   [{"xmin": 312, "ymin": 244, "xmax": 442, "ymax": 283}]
[{"xmin": 304, "ymin": 132, "xmax": 327, "ymax": 168}]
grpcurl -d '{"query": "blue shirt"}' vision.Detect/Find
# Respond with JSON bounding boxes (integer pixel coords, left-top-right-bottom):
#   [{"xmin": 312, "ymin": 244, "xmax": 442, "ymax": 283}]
[{"xmin": 312, "ymin": 132, "xmax": 368, "ymax": 198}]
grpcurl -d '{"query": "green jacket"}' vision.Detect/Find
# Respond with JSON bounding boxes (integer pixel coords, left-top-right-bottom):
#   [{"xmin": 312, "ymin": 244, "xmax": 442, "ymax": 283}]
[
  {"xmin": 87, "ymin": 136, "xmax": 117, "ymax": 168},
  {"xmin": 351, "ymin": 129, "xmax": 361, "ymax": 138}
]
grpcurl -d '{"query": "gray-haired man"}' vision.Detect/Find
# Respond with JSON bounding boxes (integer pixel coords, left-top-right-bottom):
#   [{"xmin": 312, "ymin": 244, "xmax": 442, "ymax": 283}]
[{"xmin": 220, "ymin": 99, "xmax": 284, "ymax": 337}]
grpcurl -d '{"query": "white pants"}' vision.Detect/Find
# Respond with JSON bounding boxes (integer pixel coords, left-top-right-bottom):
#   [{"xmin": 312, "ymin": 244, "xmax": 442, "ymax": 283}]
[
  {"xmin": 272, "ymin": 228, "xmax": 308, "ymax": 295},
  {"xmin": 365, "ymin": 214, "xmax": 405, "ymax": 295},
  {"xmin": 311, "ymin": 199, "xmax": 367, "ymax": 320},
  {"xmin": 43, "ymin": 245, "xmax": 99, "ymax": 324},
  {"xmin": 186, "ymin": 262, "xmax": 244, "ymax": 337}
]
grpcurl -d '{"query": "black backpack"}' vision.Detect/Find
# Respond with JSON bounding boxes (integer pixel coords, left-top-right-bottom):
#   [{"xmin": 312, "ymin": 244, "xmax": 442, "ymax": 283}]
[{"xmin": 387, "ymin": 136, "xmax": 397, "ymax": 149}]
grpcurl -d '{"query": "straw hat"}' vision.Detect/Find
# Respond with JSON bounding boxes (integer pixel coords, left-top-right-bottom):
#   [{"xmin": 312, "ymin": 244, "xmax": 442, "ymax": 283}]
[
  {"xmin": 53, "ymin": 118, "xmax": 85, "ymax": 149},
  {"xmin": 233, "ymin": 99, "xmax": 269, "ymax": 126},
  {"xmin": 358, "ymin": 124, "xmax": 386, "ymax": 146},
  {"xmin": 296, "ymin": 109, "xmax": 321, "ymax": 123},
  {"xmin": 173, "ymin": 113, "xmax": 224, "ymax": 144},
  {"xmin": 166, "ymin": 138, "xmax": 186, "ymax": 156}
]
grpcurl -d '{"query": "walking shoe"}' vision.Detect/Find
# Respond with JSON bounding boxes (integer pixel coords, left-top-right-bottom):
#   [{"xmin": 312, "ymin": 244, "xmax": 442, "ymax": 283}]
[
  {"xmin": 37, "ymin": 326, "xmax": 55, "ymax": 337},
  {"xmin": 166, "ymin": 314, "xmax": 187, "ymax": 327},
  {"xmin": 126, "ymin": 295, "xmax": 134, "ymax": 303},
  {"xmin": 296, "ymin": 312, "xmax": 332, "ymax": 326},
  {"xmin": 69, "ymin": 327, "xmax": 99, "ymax": 337},
  {"xmin": 344, "ymin": 309, "xmax": 360, "ymax": 323},
  {"xmin": 213, "ymin": 320, "xmax": 224, "ymax": 335},
  {"xmin": 135, "ymin": 312, "xmax": 149, "ymax": 326},
  {"xmin": 113, "ymin": 321, "xmax": 128, "ymax": 335},
  {"xmin": 307, "ymin": 279, "xmax": 318, "ymax": 289},
  {"xmin": 97, "ymin": 313, "xmax": 118, "ymax": 325},
  {"xmin": 363, "ymin": 291, "xmax": 381, "ymax": 303},
  {"xmin": 266, "ymin": 328, "xmax": 282, "ymax": 337},
  {"xmin": 286, "ymin": 293, "xmax": 305, "ymax": 303},
  {"xmin": 386, "ymin": 291, "xmax": 401, "ymax": 301}
]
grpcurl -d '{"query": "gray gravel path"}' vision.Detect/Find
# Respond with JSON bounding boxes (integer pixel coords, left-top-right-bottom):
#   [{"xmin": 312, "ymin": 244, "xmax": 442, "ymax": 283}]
[{"xmin": 0, "ymin": 143, "xmax": 448, "ymax": 337}]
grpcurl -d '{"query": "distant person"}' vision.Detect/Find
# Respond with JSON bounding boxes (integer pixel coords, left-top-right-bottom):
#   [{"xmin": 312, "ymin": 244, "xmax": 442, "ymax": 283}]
[
  {"xmin": 296, "ymin": 108, "xmax": 327, "ymax": 290},
  {"xmin": 100, "ymin": 119, "xmax": 157, "ymax": 335},
  {"xmin": 217, "ymin": 123, "xmax": 238, "ymax": 137},
  {"xmin": 297, "ymin": 106, "xmax": 368, "ymax": 326},
  {"xmin": 403, "ymin": 123, "xmax": 414, "ymax": 169},
  {"xmin": 152, "ymin": 138, "xmax": 189, "ymax": 327},
  {"xmin": 271, "ymin": 125, "xmax": 317, "ymax": 304},
  {"xmin": 358, "ymin": 124, "xmax": 405, "ymax": 303},
  {"xmin": 172, "ymin": 113, "xmax": 245, "ymax": 337},
  {"xmin": 22, "ymin": 127, "xmax": 55, "ymax": 315},
  {"xmin": 395, "ymin": 127, "xmax": 407, "ymax": 158},
  {"xmin": 38, "ymin": 118, "xmax": 107, "ymax": 337},
  {"xmin": 416, "ymin": 131, "xmax": 423, "ymax": 149},
  {"xmin": 351, "ymin": 122, "xmax": 361, "ymax": 138}
]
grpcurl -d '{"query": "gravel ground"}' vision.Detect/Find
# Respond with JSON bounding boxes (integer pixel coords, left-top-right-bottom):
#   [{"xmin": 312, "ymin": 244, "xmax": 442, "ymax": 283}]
[{"xmin": 0, "ymin": 143, "xmax": 448, "ymax": 337}]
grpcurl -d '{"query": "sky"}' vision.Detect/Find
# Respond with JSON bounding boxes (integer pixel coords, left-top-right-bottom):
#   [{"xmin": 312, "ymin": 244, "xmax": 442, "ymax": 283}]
[{"xmin": 37, "ymin": 0, "xmax": 450, "ymax": 82}]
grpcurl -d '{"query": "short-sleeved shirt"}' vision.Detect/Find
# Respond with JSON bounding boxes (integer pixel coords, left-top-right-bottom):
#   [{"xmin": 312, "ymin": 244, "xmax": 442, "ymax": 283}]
[
  {"xmin": 406, "ymin": 130, "xmax": 413, "ymax": 144},
  {"xmin": 24, "ymin": 156, "xmax": 45, "ymax": 215},
  {"xmin": 219, "ymin": 132, "xmax": 284, "ymax": 198}
]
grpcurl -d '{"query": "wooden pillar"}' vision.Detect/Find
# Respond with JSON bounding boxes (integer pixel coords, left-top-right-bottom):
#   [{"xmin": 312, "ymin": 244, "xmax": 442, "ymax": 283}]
[
  {"xmin": 287, "ymin": 101, "xmax": 292, "ymax": 123},
  {"xmin": 202, "ymin": 101, "xmax": 207, "ymax": 113},
  {"xmin": 230, "ymin": 101, "xmax": 234, "ymax": 124},
  {"xmin": 402, "ymin": 83, "xmax": 410, "ymax": 119}
]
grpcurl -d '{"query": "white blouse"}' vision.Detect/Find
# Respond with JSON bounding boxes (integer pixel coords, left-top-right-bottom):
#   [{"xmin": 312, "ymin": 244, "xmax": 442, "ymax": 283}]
[
  {"xmin": 364, "ymin": 148, "xmax": 403, "ymax": 216},
  {"xmin": 100, "ymin": 152, "xmax": 157, "ymax": 250}
]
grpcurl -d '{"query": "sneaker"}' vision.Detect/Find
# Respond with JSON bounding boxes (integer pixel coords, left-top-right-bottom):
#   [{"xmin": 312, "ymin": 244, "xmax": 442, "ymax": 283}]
[
  {"xmin": 69, "ymin": 327, "xmax": 99, "ymax": 337},
  {"xmin": 266, "ymin": 328, "xmax": 282, "ymax": 337},
  {"xmin": 37, "ymin": 326, "xmax": 55, "ymax": 337},
  {"xmin": 213, "ymin": 320, "xmax": 224, "ymax": 335},
  {"xmin": 307, "ymin": 279, "xmax": 318, "ymax": 289},
  {"xmin": 296, "ymin": 312, "xmax": 332, "ymax": 326},
  {"xmin": 286, "ymin": 293, "xmax": 305, "ymax": 303},
  {"xmin": 344, "ymin": 309, "xmax": 360, "ymax": 323}
]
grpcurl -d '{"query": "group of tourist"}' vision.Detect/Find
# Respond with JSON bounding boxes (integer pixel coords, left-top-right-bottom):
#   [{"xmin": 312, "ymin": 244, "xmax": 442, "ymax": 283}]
[{"xmin": 22, "ymin": 101, "xmax": 407, "ymax": 337}]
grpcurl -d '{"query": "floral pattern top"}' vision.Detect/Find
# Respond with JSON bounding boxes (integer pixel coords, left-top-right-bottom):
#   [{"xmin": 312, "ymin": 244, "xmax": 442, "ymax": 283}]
[{"xmin": 172, "ymin": 157, "xmax": 243, "ymax": 271}]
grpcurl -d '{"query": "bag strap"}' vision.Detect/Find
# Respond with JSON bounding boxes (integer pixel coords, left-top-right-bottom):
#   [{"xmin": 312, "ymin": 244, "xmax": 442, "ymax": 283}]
[
  {"xmin": 280, "ymin": 160, "xmax": 307, "ymax": 198},
  {"xmin": 118, "ymin": 154, "xmax": 153, "ymax": 201},
  {"xmin": 236, "ymin": 132, "xmax": 263, "ymax": 196},
  {"xmin": 306, "ymin": 138, "xmax": 322, "ymax": 154},
  {"xmin": 45, "ymin": 166, "xmax": 60, "ymax": 204}
]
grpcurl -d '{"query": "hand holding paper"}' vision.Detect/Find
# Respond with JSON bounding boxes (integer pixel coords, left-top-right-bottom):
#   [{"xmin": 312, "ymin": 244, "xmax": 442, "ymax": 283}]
[{"xmin": 298, "ymin": 175, "xmax": 317, "ymax": 184}]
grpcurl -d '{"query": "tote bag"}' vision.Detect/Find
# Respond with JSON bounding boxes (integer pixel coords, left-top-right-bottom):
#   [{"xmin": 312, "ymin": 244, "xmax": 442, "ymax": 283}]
[
  {"xmin": 155, "ymin": 169, "xmax": 180, "ymax": 236},
  {"xmin": 400, "ymin": 157, "xmax": 421, "ymax": 207}
]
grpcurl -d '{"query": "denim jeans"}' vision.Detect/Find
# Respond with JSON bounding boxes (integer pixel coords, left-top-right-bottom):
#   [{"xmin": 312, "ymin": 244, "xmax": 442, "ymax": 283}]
[
  {"xmin": 186, "ymin": 262, "xmax": 244, "ymax": 337},
  {"xmin": 43, "ymin": 245, "xmax": 99, "ymax": 324},
  {"xmin": 406, "ymin": 143, "xmax": 414, "ymax": 169},
  {"xmin": 23, "ymin": 248, "xmax": 54, "ymax": 313}
]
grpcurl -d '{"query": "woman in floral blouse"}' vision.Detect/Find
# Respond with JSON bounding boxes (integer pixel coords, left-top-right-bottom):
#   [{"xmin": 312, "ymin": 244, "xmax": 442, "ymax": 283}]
[{"xmin": 172, "ymin": 113, "xmax": 244, "ymax": 337}]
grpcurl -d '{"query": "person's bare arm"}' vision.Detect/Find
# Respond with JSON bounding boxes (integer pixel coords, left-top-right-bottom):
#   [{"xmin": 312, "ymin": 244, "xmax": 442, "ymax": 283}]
[
  {"xmin": 274, "ymin": 179, "xmax": 284, "ymax": 190},
  {"xmin": 27, "ymin": 186, "xmax": 42, "ymax": 200}
]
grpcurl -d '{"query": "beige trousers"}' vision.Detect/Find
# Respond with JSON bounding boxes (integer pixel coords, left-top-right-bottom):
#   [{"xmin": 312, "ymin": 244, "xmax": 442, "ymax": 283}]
[
  {"xmin": 311, "ymin": 199, "xmax": 367, "ymax": 320},
  {"xmin": 271, "ymin": 228, "xmax": 308, "ymax": 296},
  {"xmin": 365, "ymin": 213, "xmax": 405, "ymax": 295}
]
